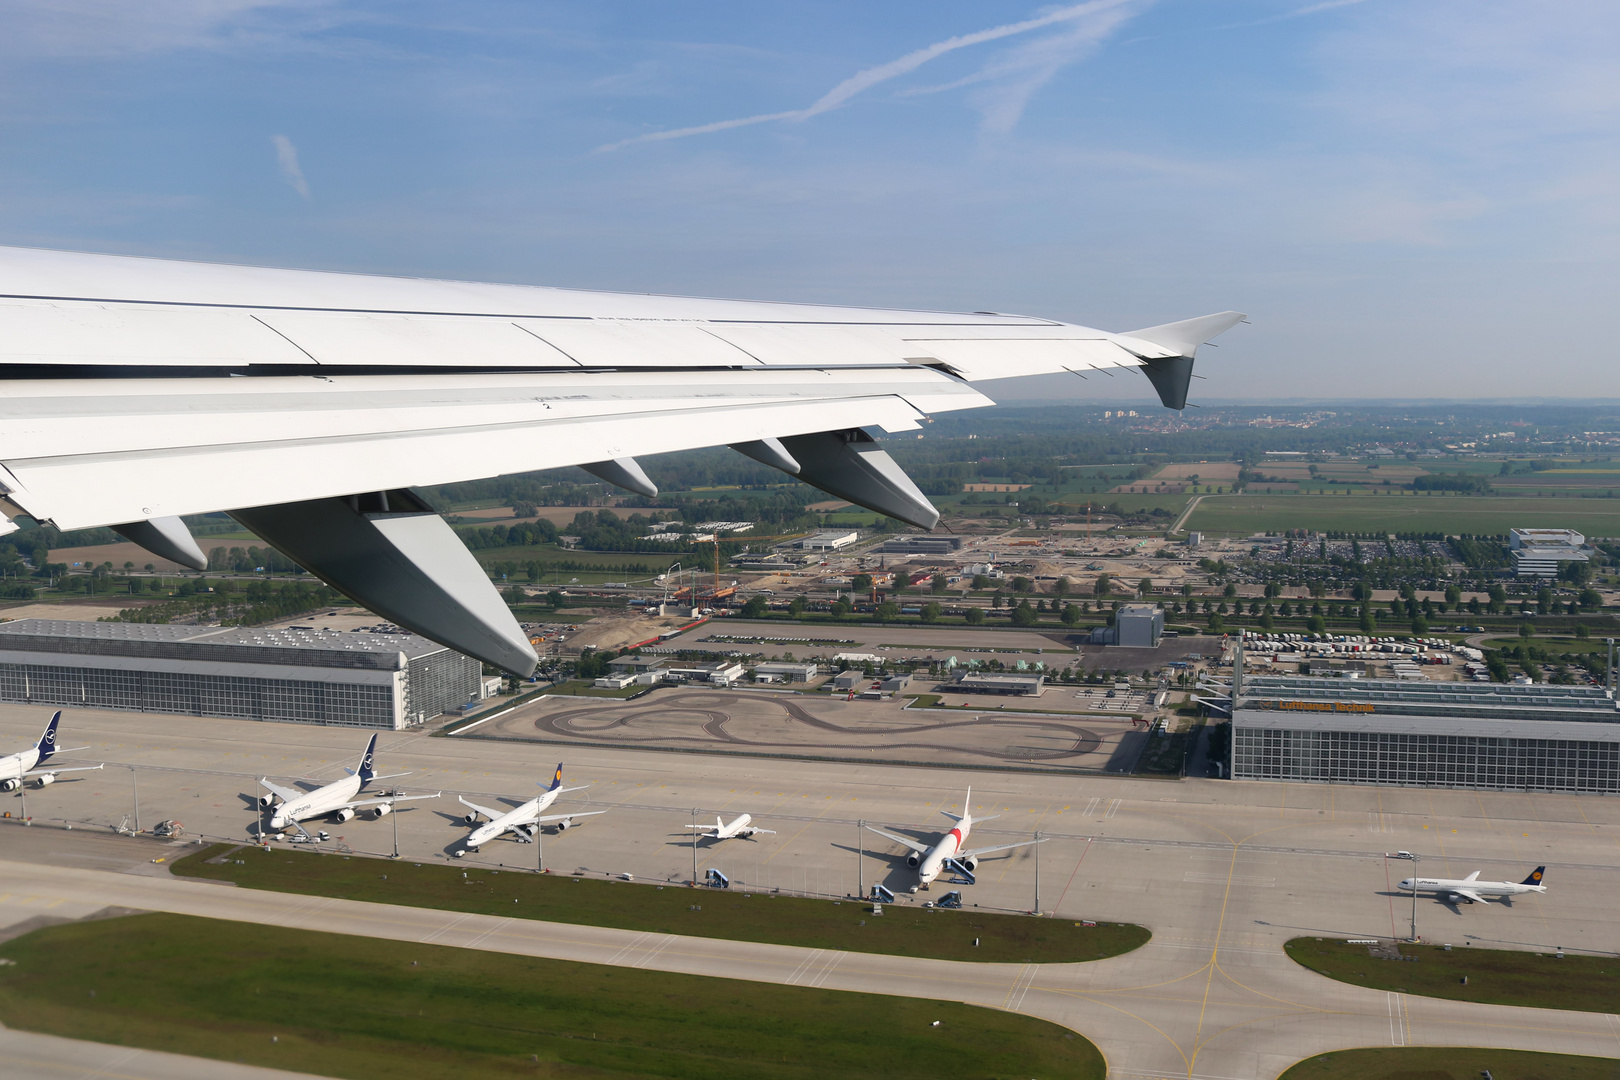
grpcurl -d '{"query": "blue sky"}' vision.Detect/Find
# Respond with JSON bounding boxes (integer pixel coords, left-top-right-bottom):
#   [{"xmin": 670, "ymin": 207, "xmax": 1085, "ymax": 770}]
[{"xmin": 2, "ymin": 1, "xmax": 1616, "ymax": 402}]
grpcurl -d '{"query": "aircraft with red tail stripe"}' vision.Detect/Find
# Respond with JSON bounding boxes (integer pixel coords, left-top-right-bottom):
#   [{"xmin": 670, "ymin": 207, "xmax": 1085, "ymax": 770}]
[{"xmin": 864, "ymin": 787, "xmax": 1047, "ymax": 891}]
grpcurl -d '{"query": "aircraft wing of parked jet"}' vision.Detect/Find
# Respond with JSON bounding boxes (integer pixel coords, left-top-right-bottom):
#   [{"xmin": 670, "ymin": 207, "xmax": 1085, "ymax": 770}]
[
  {"xmin": 0, "ymin": 246, "xmax": 1242, "ymax": 678},
  {"xmin": 0, "ymin": 711, "xmax": 105, "ymax": 791},
  {"xmin": 863, "ymin": 825, "xmax": 930, "ymax": 854},
  {"xmin": 258, "ymin": 734, "xmax": 438, "ymax": 833}
]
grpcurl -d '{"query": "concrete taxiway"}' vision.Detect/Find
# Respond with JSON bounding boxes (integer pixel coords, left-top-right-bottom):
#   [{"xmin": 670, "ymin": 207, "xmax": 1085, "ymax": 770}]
[{"xmin": 2, "ymin": 703, "xmax": 1619, "ymax": 1079}]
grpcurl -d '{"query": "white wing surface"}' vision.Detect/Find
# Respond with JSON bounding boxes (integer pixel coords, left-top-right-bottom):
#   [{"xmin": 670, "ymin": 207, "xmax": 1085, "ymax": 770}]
[
  {"xmin": 864, "ymin": 825, "xmax": 931, "ymax": 854},
  {"xmin": 961, "ymin": 837, "xmax": 1049, "ymax": 860},
  {"xmin": 259, "ymin": 779, "xmax": 304, "ymax": 803},
  {"xmin": 1451, "ymin": 889, "xmax": 1487, "ymax": 905},
  {"xmin": 0, "ymin": 246, "xmax": 1242, "ymax": 677}
]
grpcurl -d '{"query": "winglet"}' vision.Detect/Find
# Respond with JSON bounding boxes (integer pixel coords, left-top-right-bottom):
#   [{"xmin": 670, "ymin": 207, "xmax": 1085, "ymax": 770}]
[{"xmin": 1114, "ymin": 311, "xmax": 1246, "ymax": 411}]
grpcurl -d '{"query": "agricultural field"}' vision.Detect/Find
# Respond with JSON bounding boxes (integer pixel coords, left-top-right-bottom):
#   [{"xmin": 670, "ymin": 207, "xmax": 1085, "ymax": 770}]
[{"xmin": 1183, "ymin": 494, "xmax": 1620, "ymax": 538}]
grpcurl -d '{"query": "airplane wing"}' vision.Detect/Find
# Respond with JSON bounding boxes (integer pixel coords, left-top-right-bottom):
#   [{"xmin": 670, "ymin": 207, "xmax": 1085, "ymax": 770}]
[
  {"xmin": 259, "ymin": 778, "xmax": 304, "ymax": 803},
  {"xmin": 683, "ymin": 826, "xmax": 721, "ymax": 834},
  {"xmin": 531, "ymin": 810, "xmax": 606, "ymax": 825},
  {"xmin": 24, "ymin": 764, "xmax": 105, "ymax": 778},
  {"xmin": 345, "ymin": 792, "xmax": 441, "ymax": 811},
  {"xmin": 0, "ymin": 246, "xmax": 1242, "ymax": 677},
  {"xmin": 1450, "ymin": 888, "xmax": 1488, "ymax": 905},
  {"xmin": 456, "ymin": 795, "xmax": 506, "ymax": 820},
  {"xmin": 961, "ymin": 837, "xmax": 1050, "ymax": 860},
  {"xmin": 864, "ymin": 825, "xmax": 930, "ymax": 854},
  {"xmin": 746, "ymin": 828, "xmax": 777, "ymax": 835}
]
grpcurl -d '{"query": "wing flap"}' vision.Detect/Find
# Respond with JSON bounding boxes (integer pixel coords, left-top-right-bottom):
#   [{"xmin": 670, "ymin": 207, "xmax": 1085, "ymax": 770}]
[
  {"xmin": 0, "ymin": 301, "xmax": 313, "ymax": 368},
  {"xmin": 1, "ymin": 369, "xmax": 982, "ymax": 529},
  {"xmin": 253, "ymin": 311, "xmax": 583, "ymax": 369}
]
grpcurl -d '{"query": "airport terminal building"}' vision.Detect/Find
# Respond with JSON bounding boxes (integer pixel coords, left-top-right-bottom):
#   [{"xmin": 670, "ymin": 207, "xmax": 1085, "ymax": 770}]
[
  {"xmin": 0, "ymin": 619, "xmax": 481, "ymax": 729},
  {"xmin": 1229, "ymin": 675, "xmax": 1620, "ymax": 794}
]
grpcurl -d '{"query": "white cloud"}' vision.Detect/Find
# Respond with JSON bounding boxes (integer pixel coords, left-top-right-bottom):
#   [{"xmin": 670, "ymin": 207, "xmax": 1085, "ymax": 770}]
[
  {"xmin": 272, "ymin": 134, "xmax": 311, "ymax": 199},
  {"xmin": 598, "ymin": 0, "xmax": 1145, "ymax": 151}
]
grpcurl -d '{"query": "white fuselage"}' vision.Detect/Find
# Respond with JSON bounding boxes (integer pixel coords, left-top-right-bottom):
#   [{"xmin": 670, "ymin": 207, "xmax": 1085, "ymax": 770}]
[
  {"xmin": 0, "ymin": 746, "xmax": 41, "ymax": 785},
  {"xmin": 712, "ymin": 813, "xmax": 756, "ymax": 840},
  {"xmin": 270, "ymin": 774, "xmax": 364, "ymax": 830},
  {"xmin": 466, "ymin": 786, "xmax": 572, "ymax": 849},
  {"xmin": 466, "ymin": 795, "xmax": 548, "ymax": 849},
  {"xmin": 1399, "ymin": 876, "xmax": 1546, "ymax": 899},
  {"xmin": 917, "ymin": 817, "xmax": 972, "ymax": 886}
]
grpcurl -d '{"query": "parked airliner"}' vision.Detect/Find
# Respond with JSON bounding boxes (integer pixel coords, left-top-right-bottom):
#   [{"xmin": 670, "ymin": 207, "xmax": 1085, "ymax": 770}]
[
  {"xmin": 1399, "ymin": 867, "xmax": 1547, "ymax": 905},
  {"xmin": 258, "ymin": 734, "xmax": 438, "ymax": 835},
  {"xmin": 687, "ymin": 813, "xmax": 776, "ymax": 842},
  {"xmin": 0, "ymin": 711, "xmax": 103, "ymax": 791},
  {"xmin": 455, "ymin": 764, "xmax": 604, "ymax": 856},
  {"xmin": 865, "ymin": 787, "xmax": 1047, "ymax": 891}
]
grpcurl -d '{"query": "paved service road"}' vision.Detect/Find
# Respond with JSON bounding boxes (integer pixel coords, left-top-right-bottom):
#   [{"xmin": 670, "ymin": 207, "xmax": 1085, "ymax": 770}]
[
  {"xmin": 2, "ymin": 859, "xmax": 1618, "ymax": 1080},
  {"xmin": 0, "ymin": 1023, "xmax": 330, "ymax": 1080}
]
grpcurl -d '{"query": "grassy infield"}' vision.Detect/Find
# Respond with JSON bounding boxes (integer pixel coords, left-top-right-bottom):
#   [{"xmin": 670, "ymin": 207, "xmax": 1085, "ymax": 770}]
[
  {"xmin": 1280, "ymin": 939, "xmax": 1620, "ymax": 1080},
  {"xmin": 0, "ymin": 844, "xmax": 1137, "ymax": 1079}
]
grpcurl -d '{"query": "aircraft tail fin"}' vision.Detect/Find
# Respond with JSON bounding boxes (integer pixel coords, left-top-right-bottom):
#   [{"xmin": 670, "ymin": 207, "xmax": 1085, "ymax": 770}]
[
  {"xmin": 35, "ymin": 710, "xmax": 62, "ymax": 763},
  {"xmin": 1521, "ymin": 866, "xmax": 1546, "ymax": 886},
  {"xmin": 356, "ymin": 734, "xmax": 378, "ymax": 784},
  {"xmin": 548, "ymin": 763, "xmax": 564, "ymax": 792}
]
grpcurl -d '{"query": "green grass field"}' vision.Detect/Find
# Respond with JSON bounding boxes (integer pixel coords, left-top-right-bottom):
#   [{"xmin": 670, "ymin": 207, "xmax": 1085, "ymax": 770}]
[
  {"xmin": 1185, "ymin": 494, "xmax": 1620, "ymax": 537},
  {"xmin": 0, "ymin": 913, "xmax": 1104, "ymax": 1080},
  {"xmin": 1279, "ymin": 1047, "xmax": 1620, "ymax": 1080},
  {"xmin": 1285, "ymin": 938, "xmax": 1620, "ymax": 1012},
  {"xmin": 174, "ymin": 845, "xmax": 1148, "ymax": 964}
]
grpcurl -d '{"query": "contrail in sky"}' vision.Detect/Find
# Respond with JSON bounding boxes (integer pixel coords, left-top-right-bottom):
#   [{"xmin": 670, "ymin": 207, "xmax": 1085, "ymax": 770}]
[{"xmin": 597, "ymin": 0, "xmax": 1142, "ymax": 152}]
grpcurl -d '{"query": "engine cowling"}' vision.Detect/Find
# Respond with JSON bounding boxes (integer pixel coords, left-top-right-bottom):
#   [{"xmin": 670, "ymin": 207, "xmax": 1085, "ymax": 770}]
[
  {"xmin": 33, "ymin": 773, "xmax": 56, "ymax": 787},
  {"xmin": 905, "ymin": 853, "xmax": 920, "ymax": 868},
  {"xmin": 519, "ymin": 822, "xmax": 539, "ymax": 837},
  {"xmin": 960, "ymin": 856, "xmax": 979, "ymax": 873},
  {"xmin": 259, "ymin": 793, "xmax": 275, "ymax": 808},
  {"xmin": 331, "ymin": 807, "xmax": 356, "ymax": 824},
  {"xmin": 555, "ymin": 818, "xmax": 574, "ymax": 831},
  {"xmin": 371, "ymin": 803, "xmax": 392, "ymax": 819},
  {"xmin": 0, "ymin": 778, "xmax": 20, "ymax": 792},
  {"xmin": 464, "ymin": 813, "xmax": 479, "ymax": 825}
]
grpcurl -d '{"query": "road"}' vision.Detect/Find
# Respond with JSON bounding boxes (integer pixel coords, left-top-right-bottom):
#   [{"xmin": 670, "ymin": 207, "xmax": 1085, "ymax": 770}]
[{"xmin": 2, "ymin": 849, "xmax": 1617, "ymax": 1080}]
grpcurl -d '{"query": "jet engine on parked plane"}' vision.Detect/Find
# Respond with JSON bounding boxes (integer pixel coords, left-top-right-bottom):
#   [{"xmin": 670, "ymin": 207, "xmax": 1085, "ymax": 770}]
[
  {"xmin": 32, "ymin": 772, "xmax": 55, "ymax": 787},
  {"xmin": 905, "ymin": 852, "xmax": 921, "ymax": 868},
  {"xmin": 959, "ymin": 856, "xmax": 979, "ymax": 873},
  {"xmin": 0, "ymin": 778, "xmax": 20, "ymax": 792},
  {"xmin": 331, "ymin": 807, "xmax": 356, "ymax": 824},
  {"xmin": 555, "ymin": 817, "xmax": 581, "ymax": 831},
  {"xmin": 259, "ymin": 792, "xmax": 276, "ymax": 808},
  {"xmin": 371, "ymin": 802, "xmax": 392, "ymax": 819},
  {"xmin": 464, "ymin": 811, "xmax": 480, "ymax": 825}
]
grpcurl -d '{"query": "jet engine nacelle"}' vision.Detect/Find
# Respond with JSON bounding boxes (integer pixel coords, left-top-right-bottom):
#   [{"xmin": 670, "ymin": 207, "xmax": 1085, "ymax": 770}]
[
  {"xmin": 464, "ymin": 813, "xmax": 479, "ymax": 825},
  {"xmin": 1449, "ymin": 892, "xmax": 1475, "ymax": 905},
  {"xmin": 0, "ymin": 777, "xmax": 20, "ymax": 792},
  {"xmin": 32, "ymin": 773, "xmax": 56, "ymax": 787},
  {"xmin": 371, "ymin": 803, "xmax": 392, "ymax": 819},
  {"xmin": 905, "ymin": 853, "xmax": 920, "ymax": 868},
  {"xmin": 331, "ymin": 807, "xmax": 356, "ymax": 824},
  {"xmin": 960, "ymin": 856, "xmax": 979, "ymax": 873},
  {"xmin": 259, "ymin": 792, "xmax": 276, "ymax": 807},
  {"xmin": 519, "ymin": 822, "xmax": 539, "ymax": 837},
  {"xmin": 555, "ymin": 818, "xmax": 577, "ymax": 831}
]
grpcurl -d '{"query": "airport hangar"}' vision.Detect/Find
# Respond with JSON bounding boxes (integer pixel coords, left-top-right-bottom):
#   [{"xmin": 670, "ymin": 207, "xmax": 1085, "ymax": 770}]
[
  {"xmin": 0, "ymin": 619, "xmax": 482, "ymax": 730},
  {"xmin": 1227, "ymin": 674, "xmax": 1620, "ymax": 793}
]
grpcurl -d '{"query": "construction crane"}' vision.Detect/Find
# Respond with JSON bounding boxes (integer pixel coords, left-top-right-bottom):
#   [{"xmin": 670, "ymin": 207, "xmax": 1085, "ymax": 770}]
[{"xmin": 677, "ymin": 531, "xmax": 802, "ymax": 607}]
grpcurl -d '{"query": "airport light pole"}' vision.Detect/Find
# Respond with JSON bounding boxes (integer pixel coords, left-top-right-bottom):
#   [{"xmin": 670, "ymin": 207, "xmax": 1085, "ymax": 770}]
[
  {"xmin": 1034, "ymin": 830, "xmax": 1043, "ymax": 915},
  {"xmin": 857, "ymin": 819, "xmax": 865, "ymax": 900},
  {"xmin": 1409, "ymin": 853, "xmax": 1420, "ymax": 943},
  {"xmin": 691, "ymin": 807, "xmax": 699, "ymax": 886},
  {"xmin": 390, "ymin": 800, "xmax": 399, "ymax": 859},
  {"xmin": 537, "ymin": 820, "xmax": 544, "ymax": 874},
  {"xmin": 130, "ymin": 765, "xmax": 140, "ymax": 834}
]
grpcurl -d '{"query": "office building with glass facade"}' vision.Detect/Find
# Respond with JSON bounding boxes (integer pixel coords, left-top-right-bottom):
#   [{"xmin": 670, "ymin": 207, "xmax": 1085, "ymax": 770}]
[{"xmin": 0, "ymin": 619, "xmax": 481, "ymax": 729}]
